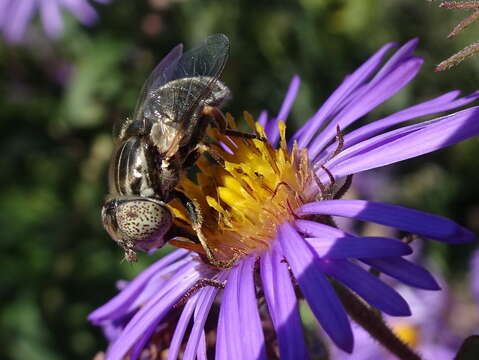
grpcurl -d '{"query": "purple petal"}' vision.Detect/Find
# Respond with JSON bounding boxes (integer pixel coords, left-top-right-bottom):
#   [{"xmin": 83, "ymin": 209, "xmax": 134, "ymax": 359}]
[
  {"xmin": 295, "ymin": 219, "xmax": 346, "ymax": 238},
  {"xmin": 371, "ymin": 38, "xmax": 419, "ymax": 81},
  {"xmin": 216, "ymin": 257, "xmax": 266, "ymax": 360},
  {"xmin": 257, "ymin": 110, "xmax": 268, "ymax": 128},
  {"xmin": 308, "ymin": 57, "xmax": 423, "ymax": 159},
  {"xmin": 129, "ymin": 320, "xmax": 159, "ymax": 360},
  {"xmin": 298, "ymin": 200, "xmax": 476, "ymax": 243},
  {"xmin": 318, "ymin": 259, "xmax": 411, "ymax": 316},
  {"xmin": 88, "ymin": 249, "xmax": 189, "ymax": 323},
  {"xmin": 292, "ymin": 42, "xmax": 398, "ymax": 149},
  {"xmin": 325, "ymin": 107, "xmax": 479, "ymax": 179},
  {"xmin": 260, "ymin": 246, "xmax": 309, "ymax": 360},
  {"xmin": 304, "ymin": 236, "xmax": 412, "ymax": 259},
  {"xmin": 278, "ymin": 222, "xmax": 353, "ymax": 352},
  {"xmin": 196, "ymin": 331, "xmax": 207, "ymax": 360},
  {"xmin": 297, "ymin": 39, "xmax": 419, "ymax": 153},
  {"xmin": 131, "ymin": 256, "xmax": 192, "ymax": 310},
  {"xmin": 61, "ymin": 0, "xmax": 98, "ymax": 25},
  {"xmin": 105, "ymin": 264, "xmax": 200, "ymax": 360},
  {"xmin": 3, "ymin": 0, "xmax": 36, "ymax": 43},
  {"xmin": 265, "ymin": 75, "xmax": 300, "ymax": 145},
  {"xmin": 39, "ymin": 0, "xmax": 63, "ymax": 38},
  {"xmin": 0, "ymin": 1, "xmax": 10, "ymax": 29},
  {"xmin": 315, "ymin": 90, "xmax": 479, "ymax": 165},
  {"xmin": 362, "ymin": 257, "xmax": 441, "ymax": 290},
  {"xmin": 166, "ymin": 295, "xmax": 198, "ymax": 360},
  {"xmin": 183, "ymin": 273, "xmax": 226, "ymax": 360}
]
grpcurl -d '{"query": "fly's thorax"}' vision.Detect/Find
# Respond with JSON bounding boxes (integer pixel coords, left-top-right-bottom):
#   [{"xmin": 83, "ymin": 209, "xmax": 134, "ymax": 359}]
[
  {"xmin": 144, "ymin": 77, "xmax": 231, "ymax": 156},
  {"xmin": 150, "ymin": 120, "xmax": 182, "ymax": 156},
  {"xmin": 101, "ymin": 197, "xmax": 172, "ymax": 252},
  {"xmin": 108, "ymin": 136, "xmax": 156, "ymax": 198}
]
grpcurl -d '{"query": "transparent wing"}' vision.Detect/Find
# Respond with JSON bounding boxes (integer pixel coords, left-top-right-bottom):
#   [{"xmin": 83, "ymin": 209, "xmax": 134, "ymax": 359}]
[
  {"xmin": 112, "ymin": 43, "xmax": 184, "ymax": 139},
  {"xmin": 113, "ymin": 34, "xmax": 230, "ymax": 140},
  {"xmin": 173, "ymin": 34, "xmax": 229, "ymax": 81},
  {"xmin": 170, "ymin": 34, "xmax": 230, "ymax": 127}
]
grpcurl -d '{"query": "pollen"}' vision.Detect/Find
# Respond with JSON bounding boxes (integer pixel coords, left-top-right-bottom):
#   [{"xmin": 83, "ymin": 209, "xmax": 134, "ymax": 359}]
[{"xmin": 168, "ymin": 112, "xmax": 317, "ymax": 262}]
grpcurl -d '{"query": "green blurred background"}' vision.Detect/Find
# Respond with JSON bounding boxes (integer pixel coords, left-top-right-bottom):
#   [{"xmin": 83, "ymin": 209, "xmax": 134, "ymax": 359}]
[{"xmin": 1, "ymin": 0, "xmax": 479, "ymax": 359}]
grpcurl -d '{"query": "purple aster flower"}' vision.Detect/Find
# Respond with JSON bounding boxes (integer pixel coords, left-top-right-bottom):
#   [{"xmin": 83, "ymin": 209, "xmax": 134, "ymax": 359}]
[
  {"xmin": 330, "ymin": 252, "xmax": 458, "ymax": 360},
  {"xmin": 89, "ymin": 39, "xmax": 479, "ymax": 359},
  {"xmin": 0, "ymin": 0, "xmax": 110, "ymax": 43}
]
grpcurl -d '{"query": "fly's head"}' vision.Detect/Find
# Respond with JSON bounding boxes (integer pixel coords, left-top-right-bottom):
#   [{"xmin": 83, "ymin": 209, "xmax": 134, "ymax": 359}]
[{"xmin": 101, "ymin": 197, "xmax": 173, "ymax": 261}]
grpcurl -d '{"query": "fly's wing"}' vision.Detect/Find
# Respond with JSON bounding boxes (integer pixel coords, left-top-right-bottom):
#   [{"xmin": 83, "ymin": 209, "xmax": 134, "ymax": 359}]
[
  {"xmin": 112, "ymin": 43, "xmax": 184, "ymax": 140},
  {"xmin": 170, "ymin": 34, "xmax": 230, "ymax": 129}
]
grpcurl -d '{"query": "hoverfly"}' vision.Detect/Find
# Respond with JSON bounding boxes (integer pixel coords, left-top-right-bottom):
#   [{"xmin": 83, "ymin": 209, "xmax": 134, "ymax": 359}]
[{"xmin": 102, "ymin": 34, "xmax": 255, "ymax": 265}]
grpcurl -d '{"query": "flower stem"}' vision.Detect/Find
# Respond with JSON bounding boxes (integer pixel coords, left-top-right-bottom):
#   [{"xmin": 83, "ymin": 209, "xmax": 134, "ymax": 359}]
[
  {"xmin": 447, "ymin": 9, "xmax": 479, "ymax": 38},
  {"xmin": 439, "ymin": 1, "xmax": 479, "ymax": 9},
  {"xmin": 435, "ymin": 42, "xmax": 479, "ymax": 71},
  {"xmin": 331, "ymin": 280, "xmax": 422, "ymax": 360}
]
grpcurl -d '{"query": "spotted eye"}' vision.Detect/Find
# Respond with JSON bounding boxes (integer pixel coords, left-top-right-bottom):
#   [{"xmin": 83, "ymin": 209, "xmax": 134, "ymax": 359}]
[{"xmin": 115, "ymin": 199, "xmax": 172, "ymax": 245}]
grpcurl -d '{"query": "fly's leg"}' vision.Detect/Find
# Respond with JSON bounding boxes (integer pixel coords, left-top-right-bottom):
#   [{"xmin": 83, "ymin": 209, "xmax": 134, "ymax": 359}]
[
  {"xmin": 313, "ymin": 127, "xmax": 349, "ymax": 200},
  {"xmin": 334, "ymin": 174, "xmax": 353, "ymax": 200},
  {"xmin": 182, "ymin": 143, "xmax": 224, "ymax": 169},
  {"xmin": 203, "ymin": 105, "xmax": 265, "ymax": 141},
  {"xmin": 173, "ymin": 191, "xmax": 239, "ymax": 269},
  {"xmin": 196, "ymin": 143, "xmax": 225, "ymax": 165},
  {"xmin": 174, "ymin": 278, "xmax": 226, "ymax": 308},
  {"xmin": 120, "ymin": 239, "xmax": 138, "ymax": 262}
]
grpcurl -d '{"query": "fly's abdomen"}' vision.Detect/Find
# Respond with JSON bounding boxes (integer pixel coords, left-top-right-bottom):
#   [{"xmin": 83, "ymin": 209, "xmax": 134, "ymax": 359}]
[{"xmin": 108, "ymin": 136, "xmax": 155, "ymax": 198}]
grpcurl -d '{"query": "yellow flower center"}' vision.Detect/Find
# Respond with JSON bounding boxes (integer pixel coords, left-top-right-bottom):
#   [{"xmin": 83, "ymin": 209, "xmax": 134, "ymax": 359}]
[{"xmin": 168, "ymin": 113, "xmax": 317, "ymax": 262}]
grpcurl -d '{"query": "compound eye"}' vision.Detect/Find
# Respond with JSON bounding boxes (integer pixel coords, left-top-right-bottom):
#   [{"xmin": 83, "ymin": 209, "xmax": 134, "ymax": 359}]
[{"xmin": 116, "ymin": 199, "xmax": 172, "ymax": 247}]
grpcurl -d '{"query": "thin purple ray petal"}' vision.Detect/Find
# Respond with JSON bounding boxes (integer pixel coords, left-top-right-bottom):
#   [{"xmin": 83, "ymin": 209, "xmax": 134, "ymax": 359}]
[
  {"xmin": 297, "ymin": 39, "xmax": 418, "ymax": 152},
  {"xmin": 0, "ymin": 1, "xmax": 11, "ymax": 29},
  {"xmin": 260, "ymin": 246, "xmax": 309, "ymax": 360},
  {"xmin": 305, "ymin": 236, "xmax": 412, "ymax": 259},
  {"xmin": 319, "ymin": 259, "xmax": 411, "ymax": 316},
  {"xmin": 106, "ymin": 264, "xmax": 200, "ymax": 360},
  {"xmin": 183, "ymin": 273, "xmax": 226, "ymax": 360},
  {"xmin": 132, "ymin": 257, "xmax": 194, "ymax": 310},
  {"xmin": 298, "ymin": 200, "xmax": 476, "ymax": 243},
  {"xmin": 129, "ymin": 320, "xmax": 159, "ymax": 360},
  {"xmin": 370, "ymin": 38, "xmax": 419, "ymax": 82},
  {"xmin": 238, "ymin": 257, "xmax": 267, "ymax": 360},
  {"xmin": 293, "ymin": 42, "xmax": 398, "ymax": 149},
  {"xmin": 266, "ymin": 75, "xmax": 300, "ymax": 145},
  {"xmin": 61, "ymin": 0, "xmax": 99, "ymax": 25},
  {"xmin": 325, "ymin": 106, "xmax": 479, "ymax": 179},
  {"xmin": 295, "ymin": 219, "xmax": 346, "ymax": 238},
  {"xmin": 3, "ymin": 0, "xmax": 36, "ymax": 43},
  {"xmin": 216, "ymin": 257, "xmax": 266, "ymax": 360},
  {"xmin": 196, "ymin": 331, "xmax": 207, "ymax": 360},
  {"xmin": 278, "ymin": 222, "xmax": 353, "ymax": 352},
  {"xmin": 215, "ymin": 267, "xmax": 239, "ymax": 360},
  {"xmin": 308, "ymin": 57, "xmax": 423, "ymax": 159},
  {"xmin": 88, "ymin": 249, "xmax": 189, "ymax": 323},
  {"xmin": 166, "ymin": 294, "xmax": 199, "ymax": 360},
  {"xmin": 39, "ymin": 0, "xmax": 62, "ymax": 38},
  {"xmin": 257, "ymin": 110, "xmax": 268, "ymax": 128},
  {"xmin": 315, "ymin": 90, "xmax": 479, "ymax": 165},
  {"xmin": 362, "ymin": 257, "xmax": 441, "ymax": 290}
]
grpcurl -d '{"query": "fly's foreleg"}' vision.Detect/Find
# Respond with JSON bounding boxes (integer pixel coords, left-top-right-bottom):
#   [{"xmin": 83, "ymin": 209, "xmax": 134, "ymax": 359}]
[
  {"xmin": 203, "ymin": 105, "xmax": 264, "ymax": 141},
  {"xmin": 173, "ymin": 190, "xmax": 238, "ymax": 269}
]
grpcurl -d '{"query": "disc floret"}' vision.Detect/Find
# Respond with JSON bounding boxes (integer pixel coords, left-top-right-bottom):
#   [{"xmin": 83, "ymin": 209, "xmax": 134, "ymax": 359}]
[{"xmin": 169, "ymin": 113, "xmax": 317, "ymax": 262}]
